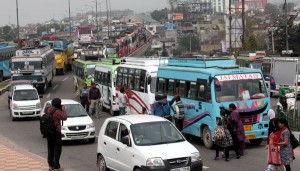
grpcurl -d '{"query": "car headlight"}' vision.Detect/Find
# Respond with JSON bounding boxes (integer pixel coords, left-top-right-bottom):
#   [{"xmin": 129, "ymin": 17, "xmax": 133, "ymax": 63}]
[
  {"xmin": 61, "ymin": 126, "xmax": 68, "ymax": 130},
  {"xmin": 36, "ymin": 102, "xmax": 41, "ymax": 109},
  {"xmin": 191, "ymin": 152, "xmax": 201, "ymax": 162},
  {"xmin": 146, "ymin": 158, "xmax": 165, "ymax": 167},
  {"xmin": 13, "ymin": 103, "xmax": 19, "ymax": 110},
  {"xmin": 86, "ymin": 123, "xmax": 95, "ymax": 129}
]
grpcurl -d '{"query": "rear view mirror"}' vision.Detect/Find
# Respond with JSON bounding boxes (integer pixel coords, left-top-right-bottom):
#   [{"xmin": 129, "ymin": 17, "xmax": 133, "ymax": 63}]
[{"xmin": 121, "ymin": 136, "xmax": 131, "ymax": 147}]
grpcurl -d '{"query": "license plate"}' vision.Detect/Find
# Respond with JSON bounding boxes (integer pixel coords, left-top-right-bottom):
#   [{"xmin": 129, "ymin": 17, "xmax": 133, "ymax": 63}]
[
  {"xmin": 22, "ymin": 111, "xmax": 33, "ymax": 114},
  {"xmin": 245, "ymin": 134, "xmax": 256, "ymax": 140},
  {"xmin": 71, "ymin": 136, "xmax": 84, "ymax": 139},
  {"xmin": 170, "ymin": 167, "xmax": 190, "ymax": 171},
  {"xmin": 244, "ymin": 125, "xmax": 252, "ymax": 132}
]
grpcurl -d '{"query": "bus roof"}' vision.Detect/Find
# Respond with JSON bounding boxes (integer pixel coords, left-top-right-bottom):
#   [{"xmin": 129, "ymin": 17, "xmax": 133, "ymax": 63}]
[
  {"xmin": 74, "ymin": 59, "xmax": 99, "ymax": 65},
  {"xmin": 121, "ymin": 57, "xmax": 168, "ymax": 66},
  {"xmin": 167, "ymin": 58, "xmax": 237, "ymax": 68}
]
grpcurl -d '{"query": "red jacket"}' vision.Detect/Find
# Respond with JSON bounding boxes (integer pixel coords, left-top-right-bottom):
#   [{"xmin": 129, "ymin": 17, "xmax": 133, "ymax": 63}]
[{"xmin": 48, "ymin": 106, "xmax": 67, "ymax": 133}]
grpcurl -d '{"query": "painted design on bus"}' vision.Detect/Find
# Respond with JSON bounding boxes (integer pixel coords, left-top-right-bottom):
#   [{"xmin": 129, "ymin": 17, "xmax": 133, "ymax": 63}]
[
  {"xmin": 183, "ymin": 111, "xmax": 211, "ymax": 129},
  {"xmin": 121, "ymin": 87, "xmax": 149, "ymax": 114}
]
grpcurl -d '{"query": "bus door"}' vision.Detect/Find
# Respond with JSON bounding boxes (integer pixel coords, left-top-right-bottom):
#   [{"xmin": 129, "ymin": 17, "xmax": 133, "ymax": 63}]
[{"xmin": 106, "ymin": 72, "xmax": 112, "ymax": 105}]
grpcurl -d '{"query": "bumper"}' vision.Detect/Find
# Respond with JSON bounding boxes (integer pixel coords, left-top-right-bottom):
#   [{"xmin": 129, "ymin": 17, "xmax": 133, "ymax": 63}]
[
  {"xmin": 244, "ymin": 121, "xmax": 268, "ymax": 140},
  {"xmin": 11, "ymin": 109, "xmax": 41, "ymax": 118},
  {"xmin": 140, "ymin": 160, "xmax": 203, "ymax": 171},
  {"xmin": 61, "ymin": 128, "xmax": 96, "ymax": 141}
]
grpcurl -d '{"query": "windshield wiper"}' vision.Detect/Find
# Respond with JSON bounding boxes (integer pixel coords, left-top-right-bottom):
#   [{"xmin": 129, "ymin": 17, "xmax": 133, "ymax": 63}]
[{"xmin": 151, "ymin": 142, "xmax": 167, "ymax": 145}]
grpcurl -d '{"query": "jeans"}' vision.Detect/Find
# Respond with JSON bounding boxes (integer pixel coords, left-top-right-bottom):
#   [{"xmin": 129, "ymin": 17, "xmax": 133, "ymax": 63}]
[
  {"xmin": 80, "ymin": 97, "xmax": 89, "ymax": 113},
  {"xmin": 47, "ymin": 132, "xmax": 62, "ymax": 169},
  {"xmin": 119, "ymin": 107, "xmax": 126, "ymax": 115}
]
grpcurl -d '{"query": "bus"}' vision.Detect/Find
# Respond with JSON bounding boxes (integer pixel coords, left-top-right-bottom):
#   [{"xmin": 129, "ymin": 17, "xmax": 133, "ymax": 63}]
[
  {"xmin": 0, "ymin": 42, "xmax": 18, "ymax": 81},
  {"xmin": 78, "ymin": 26, "xmax": 94, "ymax": 45},
  {"xmin": 10, "ymin": 45, "xmax": 55, "ymax": 94},
  {"xmin": 115, "ymin": 57, "xmax": 167, "ymax": 114},
  {"xmin": 94, "ymin": 58, "xmax": 121, "ymax": 115},
  {"xmin": 156, "ymin": 58, "xmax": 270, "ymax": 148}
]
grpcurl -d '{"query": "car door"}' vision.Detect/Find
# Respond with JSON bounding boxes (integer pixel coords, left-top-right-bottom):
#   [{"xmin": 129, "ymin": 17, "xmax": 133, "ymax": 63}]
[
  {"xmin": 102, "ymin": 121, "xmax": 119, "ymax": 170},
  {"xmin": 113, "ymin": 123, "xmax": 133, "ymax": 171}
]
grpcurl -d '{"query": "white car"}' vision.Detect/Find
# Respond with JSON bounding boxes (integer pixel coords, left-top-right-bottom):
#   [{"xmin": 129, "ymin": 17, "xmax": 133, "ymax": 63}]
[
  {"xmin": 41, "ymin": 99, "xmax": 96, "ymax": 142},
  {"xmin": 10, "ymin": 84, "xmax": 42, "ymax": 121},
  {"xmin": 96, "ymin": 115, "xmax": 203, "ymax": 171}
]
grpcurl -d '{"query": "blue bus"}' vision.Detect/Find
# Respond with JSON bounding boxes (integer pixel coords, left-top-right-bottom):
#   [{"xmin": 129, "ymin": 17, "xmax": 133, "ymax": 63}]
[
  {"xmin": 156, "ymin": 58, "xmax": 271, "ymax": 148},
  {"xmin": 0, "ymin": 43, "xmax": 18, "ymax": 81}
]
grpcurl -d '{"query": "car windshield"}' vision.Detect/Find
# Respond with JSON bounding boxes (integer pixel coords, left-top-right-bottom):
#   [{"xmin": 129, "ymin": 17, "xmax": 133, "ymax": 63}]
[
  {"xmin": 215, "ymin": 74, "xmax": 267, "ymax": 102},
  {"xmin": 64, "ymin": 104, "xmax": 88, "ymax": 117},
  {"xmin": 130, "ymin": 121, "xmax": 185, "ymax": 146},
  {"xmin": 13, "ymin": 89, "xmax": 38, "ymax": 101}
]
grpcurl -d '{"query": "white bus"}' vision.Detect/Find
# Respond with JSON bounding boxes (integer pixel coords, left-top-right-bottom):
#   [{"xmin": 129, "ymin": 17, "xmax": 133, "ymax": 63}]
[
  {"xmin": 10, "ymin": 45, "xmax": 56, "ymax": 94},
  {"xmin": 115, "ymin": 57, "xmax": 167, "ymax": 114},
  {"xmin": 94, "ymin": 58, "xmax": 121, "ymax": 115}
]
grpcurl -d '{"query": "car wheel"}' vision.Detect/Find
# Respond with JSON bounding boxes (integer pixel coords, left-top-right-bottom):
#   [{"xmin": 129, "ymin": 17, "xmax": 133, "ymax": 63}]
[
  {"xmin": 134, "ymin": 168, "xmax": 142, "ymax": 171},
  {"xmin": 89, "ymin": 137, "xmax": 95, "ymax": 143},
  {"xmin": 11, "ymin": 113, "xmax": 16, "ymax": 121},
  {"xmin": 97, "ymin": 155, "xmax": 108, "ymax": 171},
  {"xmin": 202, "ymin": 126, "xmax": 213, "ymax": 149}
]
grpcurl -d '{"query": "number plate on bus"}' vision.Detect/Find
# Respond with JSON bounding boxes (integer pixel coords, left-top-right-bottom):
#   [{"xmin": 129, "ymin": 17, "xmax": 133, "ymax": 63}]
[
  {"xmin": 244, "ymin": 125, "xmax": 252, "ymax": 132},
  {"xmin": 170, "ymin": 167, "xmax": 190, "ymax": 171},
  {"xmin": 246, "ymin": 134, "xmax": 256, "ymax": 140}
]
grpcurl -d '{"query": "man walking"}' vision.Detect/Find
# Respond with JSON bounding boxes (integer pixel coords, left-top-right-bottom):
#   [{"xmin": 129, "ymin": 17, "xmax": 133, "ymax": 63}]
[
  {"xmin": 78, "ymin": 83, "xmax": 89, "ymax": 113},
  {"xmin": 89, "ymin": 82, "xmax": 101, "ymax": 117},
  {"xmin": 47, "ymin": 98, "xmax": 67, "ymax": 171},
  {"xmin": 118, "ymin": 87, "xmax": 128, "ymax": 115}
]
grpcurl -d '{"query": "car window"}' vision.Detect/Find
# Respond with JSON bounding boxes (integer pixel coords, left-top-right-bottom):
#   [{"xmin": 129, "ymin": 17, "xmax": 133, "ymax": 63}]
[
  {"xmin": 118, "ymin": 123, "xmax": 129, "ymax": 142},
  {"xmin": 105, "ymin": 121, "xmax": 119, "ymax": 140}
]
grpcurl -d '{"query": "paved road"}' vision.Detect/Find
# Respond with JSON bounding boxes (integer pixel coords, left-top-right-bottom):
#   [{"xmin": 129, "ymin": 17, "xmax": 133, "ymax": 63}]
[{"xmin": 0, "ymin": 72, "xmax": 299, "ymax": 171}]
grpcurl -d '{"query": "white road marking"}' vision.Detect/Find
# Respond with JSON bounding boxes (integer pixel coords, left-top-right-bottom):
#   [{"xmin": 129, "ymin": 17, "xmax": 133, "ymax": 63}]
[
  {"xmin": 203, "ymin": 166, "xmax": 209, "ymax": 169},
  {"xmin": 47, "ymin": 93, "xmax": 51, "ymax": 98},
  {"xmin": 52, "ymin": 85, "xmax": 58, "ymax": 90},
  {"xmin": 62, "ymin": 77, "xmax": 69, "ymax": 82}
]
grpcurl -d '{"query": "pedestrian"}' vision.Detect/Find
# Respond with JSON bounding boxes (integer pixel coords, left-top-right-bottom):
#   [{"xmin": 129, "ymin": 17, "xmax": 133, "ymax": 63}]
[
  {"xmin": 47, "ymin": 98, "xmax": 67, "ymax": 171},
  {"xmin": 161, "ymin": 94, "xmax": 175, "ymax": 122},
  {"xmin": 88, "ymin": 82, "xmax": 101, "ymax": 117},
  {"xmin": 151, "ymin": 95, "xmax": 163, "ymax": 116},
  {"xmin": 277, "ymin": 118, "xmax": 293, "ymax": 171},
  {"xmin": 118, "ymin": 87, "xmax": 128, "ymax": 115},
  {"xmin": 78, "ymin": 83, "xmax": 89, "ymax": 113},
  {"xmin": 173, "ymin": 96, "xmax": 185, "ymax": 131},
  {"xmin": 267, "ymin": 109, "xmax": 276, "ymax": 136},
  {"xmin": 265, "ymin": 118, "xmax": 285, "ymax": 171},
  {"xmin": 228, "ymin": 103, "xmax": 245, "ymax": 158},
  {"xmin": 214, "ymin": 110, "xmax": 233, "ymax": 162}
]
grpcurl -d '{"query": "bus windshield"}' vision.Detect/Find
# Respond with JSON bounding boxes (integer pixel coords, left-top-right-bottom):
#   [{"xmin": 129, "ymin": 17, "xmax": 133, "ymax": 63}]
[
  {"xmin": 12, "ymin": 61, "xmax": 42, "ymax": 70},
  {"xmin": 12, "ymin": 75, "xmax": 43, "ymax": 82},
  {"xmin": 86, "ymin": 64, "xmax": 95, "ymax": 78},
  {"xmin": 79, "ymin": 28, "xmax": 92, "ymax": 34},
  {"xmin": 215, "ymin": 75, "xmax": 267, "ymax": 102}
]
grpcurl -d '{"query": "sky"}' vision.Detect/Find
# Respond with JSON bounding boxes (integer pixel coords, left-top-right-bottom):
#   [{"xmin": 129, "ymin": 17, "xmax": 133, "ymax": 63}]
[{"xmin": 0, "ymin": 0, "xmax": 168, "ymax": 26}]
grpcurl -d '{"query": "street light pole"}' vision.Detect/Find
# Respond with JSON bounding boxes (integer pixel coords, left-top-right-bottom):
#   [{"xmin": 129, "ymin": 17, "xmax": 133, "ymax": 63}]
[
  {"xmin": 285, "ymin": 0, "xmax": 289, "ymax": 52},
  {"xmin": 16, "ymin": 0, "xmax": 20, "ymax": 45},
  {"xmin": 68, "ymin": 0, "xmax": 71, "ymax": 39},
  {"xmin": 96, "ymin": 0, "xmax": 98, "ymax": 40}
]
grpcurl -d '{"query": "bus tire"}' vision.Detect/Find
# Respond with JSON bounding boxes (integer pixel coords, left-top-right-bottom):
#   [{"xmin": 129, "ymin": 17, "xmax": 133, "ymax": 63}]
[
  {"xmin": 249, "ymin": 138, "xmax": 263, "ymax": 146},
  {"xmin": 0, "ymin": 71, "xmax": 3, "ymax": 82},
  {"xmin": 202, "ymin": 126, "xmax": 213, "ymax": 149}
]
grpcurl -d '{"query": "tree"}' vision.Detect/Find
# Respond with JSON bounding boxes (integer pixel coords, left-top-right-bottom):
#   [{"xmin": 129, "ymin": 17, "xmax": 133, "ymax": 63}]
[
  {"xmin": 150, "ymin": 8, "xmax": 169, "ymax": 22},
  {"xmin": 264, "ymin": 3, "xmax": 279, "ymax": 17},
  {"xmin": 245, "ymin": 34, "xmax": 258, "ymax": 51},
  {"xmin": 0, "ymin": 25, "xmax": 17, "ymax": 41},
  {"xmin": 178, "ymin": 35, "xmax": 200, "ymax": 53}
]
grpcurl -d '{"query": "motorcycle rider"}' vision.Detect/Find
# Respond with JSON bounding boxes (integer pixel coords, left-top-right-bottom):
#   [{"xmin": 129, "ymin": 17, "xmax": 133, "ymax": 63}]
[{"xmin": 278, "ymin": 85, "xmax": 291, "ymax": 111}]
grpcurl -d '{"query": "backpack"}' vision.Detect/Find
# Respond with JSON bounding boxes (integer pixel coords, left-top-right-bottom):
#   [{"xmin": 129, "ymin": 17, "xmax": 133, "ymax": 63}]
[
  {"xmin": 40, "ymin": 108, "xmax": 57, "ymax": 136},
  {"xmin": 214, "ymin": 126, "xmax": 226, "ymax": 141}
]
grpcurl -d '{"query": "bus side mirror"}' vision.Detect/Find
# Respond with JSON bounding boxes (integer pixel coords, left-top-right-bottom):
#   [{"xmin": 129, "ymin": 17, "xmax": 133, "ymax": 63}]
[{"xmin": 147, "ymin": 75, "xmax": 151, "ymax": 85}]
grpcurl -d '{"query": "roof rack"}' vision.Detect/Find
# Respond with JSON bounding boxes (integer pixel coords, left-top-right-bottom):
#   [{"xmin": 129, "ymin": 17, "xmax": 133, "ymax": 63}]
[{"xmin": 167, "ymin": 58, "xmax": 238, "ymax": 68}]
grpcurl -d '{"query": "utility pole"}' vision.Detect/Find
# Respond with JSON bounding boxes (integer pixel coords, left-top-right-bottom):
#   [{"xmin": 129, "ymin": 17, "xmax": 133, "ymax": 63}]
[
  {"xmin": 229, "ymin": 0, "xmax": 232, "ymax": 55},
  {"xmin": 68, "ymin": 0, "xmax": 71, "ymax": 39},
  {"xmin": 242, "ymin": 0, "xmax": 245, "ymax": 49},
  {"xmin": 96, "ymin": 0, "xmax": 98, "ymax": 40},
  {"xmin": 106, "ymin": 0, "xmax": 110, "ymax": 37},
  {"xmin": 16, "ymin": 0, "xmax": 20, "ymax": 46},
  {"xmin": 285, "ymin": 0, "xmax": 289, "ymax": 52}
]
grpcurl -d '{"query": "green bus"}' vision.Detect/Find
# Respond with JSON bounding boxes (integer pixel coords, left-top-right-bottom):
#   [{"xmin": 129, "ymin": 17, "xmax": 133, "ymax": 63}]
[
  {"xmin": 73, "ymin": 59, "xmax": 99, "ymax": 93},
  {"xmin": 94, "ymin": 58, "xmax": 121, "ymax": 115}
]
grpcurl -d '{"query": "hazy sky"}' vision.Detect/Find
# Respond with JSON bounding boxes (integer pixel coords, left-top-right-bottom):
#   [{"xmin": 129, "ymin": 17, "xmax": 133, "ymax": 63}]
[{"xmin": 0, "ymin": 0, "xmax": 168, "ymax": 26}]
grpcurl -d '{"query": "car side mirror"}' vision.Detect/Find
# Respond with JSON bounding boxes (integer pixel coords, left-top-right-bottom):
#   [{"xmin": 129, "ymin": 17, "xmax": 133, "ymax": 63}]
[
  {"xmin": 39, "ymin": 95, "xmax": 43, "ymax": 98},
  {"xmin": 121, "ymin": 136, "xmax": 131, "ymax": 147}
]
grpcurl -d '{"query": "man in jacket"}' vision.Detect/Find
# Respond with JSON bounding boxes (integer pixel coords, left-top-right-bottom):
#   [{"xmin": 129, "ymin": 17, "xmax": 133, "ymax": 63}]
[
  {"xmin": 47, "ymin": 98, "xmax": 67, "ymax": 171},
  {"xmin": 89, "ymin": 82, "xmax": 101, "ymax": 117}
]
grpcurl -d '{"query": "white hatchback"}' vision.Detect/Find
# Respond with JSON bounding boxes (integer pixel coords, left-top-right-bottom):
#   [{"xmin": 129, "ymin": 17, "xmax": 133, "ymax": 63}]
[
  {"xmin": 41, "ymin": 99, "xmax": 96, "ymax": 142},
  {"xmin": 10, "ymin": 84, "xmax": 42, "ymax": 121},
  {"xmin": 96, "ymin": 115, "xmax": 203, "ymax": 171}
]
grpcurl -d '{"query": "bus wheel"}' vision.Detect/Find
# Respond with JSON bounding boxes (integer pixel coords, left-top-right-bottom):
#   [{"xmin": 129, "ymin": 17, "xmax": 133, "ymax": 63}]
[
  {"xmin": 202, "ymin": 126, "xmax": 213, "ymax": 149},
  {"xmin": 0, "ymin": 71, "xmax": 3, "ymax": 82},
  {"xmin": 249, "ymin": 138, "xmax": 263, "ymax": 146}
]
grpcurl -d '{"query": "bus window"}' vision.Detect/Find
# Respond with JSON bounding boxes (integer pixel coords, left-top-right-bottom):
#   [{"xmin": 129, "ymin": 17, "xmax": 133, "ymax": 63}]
[
  {"xmin": 129, "ymin": 75, "xmax": 134, "ymax": 89},
  {"xmin": 150, "ymin": 76, "xmax": 157, "ymax": 93},
  {"xmin": 123, "ymin": 74, "xmax": 128, "ymax": 88},
  {"xmin": 168, "ymin": 79, "xmax": 175, "ymax": 96},
  {"xmin": 129, "ymin": 68, "xmax": 135, "ymax": 75},
  {"xmin": 179, "ymin": 81, "xmax": 185, "ymax": 98},
  {"xmin": 185, "ymin": 81, "xmax": 191, "ymax": 97},
  {"xmin": 116, "ymin": 73, "xmax": 122, "ymax": 87},
  {"xmin": 140, "ymin": 72, "xmax": 146, "ymax": 92},
  {"xmin": 157, "ymin": 78, "xmax": 165, "ymax": 94},
  {"xmin": 197, "ymin": 79, "xmax": 211, "ymax": 102},
  {"xmin": 134, "ymin": 76, "xmax": 141, "ymax": 92},
  {"xmin": 108, "ymin": 72, "xmax": 112, "ymax": 87},
  {"xmin": 189, "ymin": 82, "xmax": 196, "ymax": 99}
]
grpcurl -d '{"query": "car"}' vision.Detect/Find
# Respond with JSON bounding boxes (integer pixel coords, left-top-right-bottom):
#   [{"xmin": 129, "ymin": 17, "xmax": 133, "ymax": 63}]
[
  {"xmin": 41, "ymin": 99, "xmax": 96, "ymax": 142},
  {"xmin": 96, "ymin": 115, "xmax": 203, "ymax": 171},
  {"xmin": 10, "ymin": 84, "xmax": 42, "ymax": 121},
  {"xmin": 6, "ymin": 80, "xmax": 33, "ymax": 109}
]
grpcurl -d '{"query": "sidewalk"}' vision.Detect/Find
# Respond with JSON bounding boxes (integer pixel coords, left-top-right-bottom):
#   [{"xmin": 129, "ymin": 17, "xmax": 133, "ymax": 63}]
[{"xmin": 0, "ymin": 135, "xmax": 72, "ymax": 171}]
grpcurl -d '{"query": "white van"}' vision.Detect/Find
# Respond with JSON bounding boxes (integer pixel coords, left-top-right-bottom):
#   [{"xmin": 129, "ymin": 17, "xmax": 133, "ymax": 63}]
[
  {"xmin": 96, "ymin": 115, "xmax": 203, "ymax": 171},
  {"xmin": 10, "ymin": 84, "xmax": 42, "ymax": 121}
]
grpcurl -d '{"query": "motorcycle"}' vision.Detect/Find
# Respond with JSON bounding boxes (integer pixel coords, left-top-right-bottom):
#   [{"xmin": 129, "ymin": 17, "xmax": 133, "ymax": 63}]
[{"xmin": 277, "ymin": 92, "xmax": 296, "ymax": 113}]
